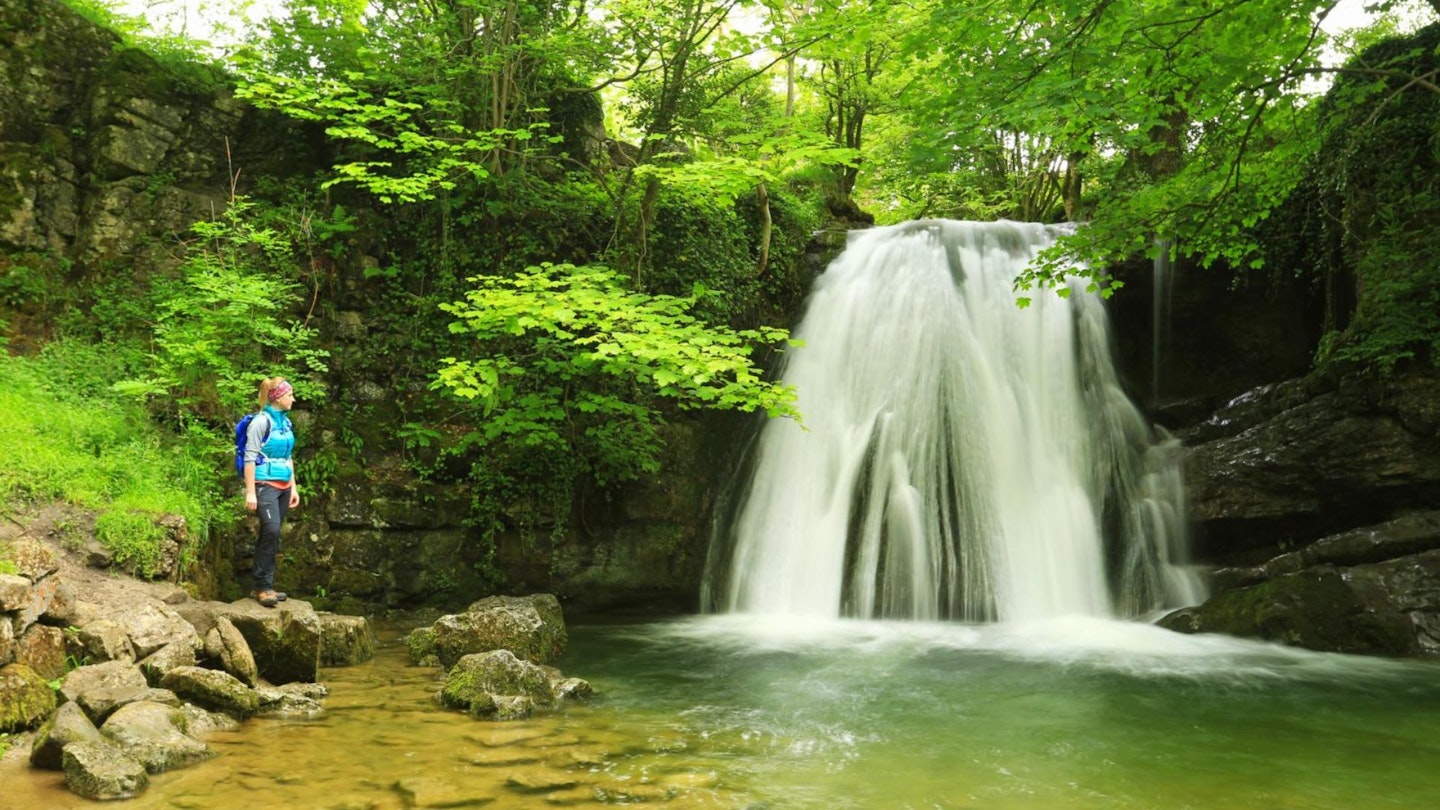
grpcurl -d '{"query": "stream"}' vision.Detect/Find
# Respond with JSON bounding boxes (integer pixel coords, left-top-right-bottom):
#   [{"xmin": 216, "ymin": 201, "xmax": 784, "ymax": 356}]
[{"xmin": 6, "ymin": 616, "xmax": 1440, "ymax": 809}]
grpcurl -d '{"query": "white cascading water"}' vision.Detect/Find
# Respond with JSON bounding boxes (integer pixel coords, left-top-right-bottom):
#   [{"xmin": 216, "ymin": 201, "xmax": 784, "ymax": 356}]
[{"xmin": 702, "ymin": 220, "xmax": 1204, "ymax": 622}]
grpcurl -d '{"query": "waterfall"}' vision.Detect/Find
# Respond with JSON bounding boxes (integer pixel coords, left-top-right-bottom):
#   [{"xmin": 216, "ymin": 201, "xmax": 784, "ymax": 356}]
[{"xmin": 702, "ymin": 220, "xmax": 1203, "ymax": 622}]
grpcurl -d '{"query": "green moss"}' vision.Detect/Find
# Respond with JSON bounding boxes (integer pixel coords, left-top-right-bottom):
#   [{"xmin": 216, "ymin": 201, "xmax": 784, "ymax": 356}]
[
  {"xmin": 0, "ymin": 663, "xmax": 58, "ymax": 732},
  {"xmin": 405, "ymin": 627, "xmax": 438, "ymax": 666}
]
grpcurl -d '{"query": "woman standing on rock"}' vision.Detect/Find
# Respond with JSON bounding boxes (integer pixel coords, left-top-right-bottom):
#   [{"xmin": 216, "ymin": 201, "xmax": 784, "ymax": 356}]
[{"xmin": 243, "ymin": 377, "xmax": 300, "ymax": 608}]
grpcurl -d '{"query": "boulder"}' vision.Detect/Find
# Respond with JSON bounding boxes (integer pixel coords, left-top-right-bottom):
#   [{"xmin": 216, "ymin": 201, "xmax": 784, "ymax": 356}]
[
  {"xmin": 219, "ymin": 599, "xmax": 322, "ymax": 684},
  {"xmin": 552, "ymin": 677, "xmax": 594, "ymax": 702},
  {"xmin": 203, "ymin": 616, "xmax": 258, "ymax": 687},
  {"xmin": 113, "ymin": 600, "xmax": 199, "ymax": 659},
  {"xmin": 138, "ymin": 640, "xmax": 198, "ymax": 686},
  {"xmin": 491, "ymin": 695, "xmax": 535, "ymax": 721},
  {"xmin": 0, "ymin": 662, "xmax": 57, "ymax": 731},
  {"xmin": 59, "ymin": 660, "xmax": 150, "ymax": 724},
  {"xmin": 40, "ymin": 579, "xmax": 76, "ymax": 624},
  {"xmin": 318, "ymin": 612, "xmax": 376, "ymax": 666},
  {"xmin": 160, "ymin": 665, "xmax": 259, "ymax": 718},
  {"xmin": 431, "ymin": 594, "xmax": 567, "ymax": 668},
  {"xmin": 1159, "ymin": 550, "xmax": 1440, "ymax": 655},
  {"xmin": 76, "ymin": 618, "xmax": 136, "ymax": 663},
  {"xmin": 4, "ymin": 536, "xmax": 59, "ymax": 580},
  {"xmin": 4, "ymin": 573, "xmax": 57, "ymax": 632},
  {"xmin": 439, "ymin": 649, "xmax": 555, "ymax": 718},
  {"xmin": 63, "ymin": 740, "xmax": 149, "ymax": 801},
  {"xmin": 31, "ymin": 700, "xmax": 105, "ymax": 770},
  {"xmin": 0, "ymin": 573, "xmax": 30, "ymax": 610},
  {"xmin": 177, "ymin": 702, "xmax": 241, "ymax": 735},
  {"xmin": 16, "ymin": 623, "xmax": 67, "ymax": 680},
  {"xmin": 101, "ymin": 700, "xmax": 214, "ymax": 773},
  {"xmin": 255, "ymin": 682, "xmax": 327, "ymax": 716},
  {"xmin": 405, "ymin": 626, "xmax": 439, "ymax": 666}
]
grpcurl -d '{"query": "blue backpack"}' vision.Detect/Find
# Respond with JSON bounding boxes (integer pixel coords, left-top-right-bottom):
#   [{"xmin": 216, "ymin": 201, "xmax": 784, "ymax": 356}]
[{"xmin": 233, "ymin": 412, "xmax": 271, "ymax": 477}]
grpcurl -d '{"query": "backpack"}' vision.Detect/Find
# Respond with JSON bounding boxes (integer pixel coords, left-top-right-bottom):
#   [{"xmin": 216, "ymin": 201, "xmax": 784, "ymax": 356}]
[{"xmin": 233, "ymin": 412, "xmax": 272, "ymax": 477}]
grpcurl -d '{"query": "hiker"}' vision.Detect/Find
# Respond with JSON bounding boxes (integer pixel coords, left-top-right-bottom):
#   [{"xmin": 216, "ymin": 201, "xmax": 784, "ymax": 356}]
[{"xmin": 243, "ymin": 377, "xmax": 300, "ymax": 608}]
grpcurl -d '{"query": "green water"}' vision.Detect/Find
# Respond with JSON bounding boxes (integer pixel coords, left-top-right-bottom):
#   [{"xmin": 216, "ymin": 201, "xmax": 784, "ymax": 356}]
[{"xmin": 4, "ymin": 616, "xmax": 1438, "ymax": 809}]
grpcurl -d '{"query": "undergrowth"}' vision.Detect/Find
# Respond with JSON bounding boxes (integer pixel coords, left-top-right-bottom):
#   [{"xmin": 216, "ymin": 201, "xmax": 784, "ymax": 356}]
[{"xmin": 0, "ymin": 341, "xmax": 232, "ymax": 576}]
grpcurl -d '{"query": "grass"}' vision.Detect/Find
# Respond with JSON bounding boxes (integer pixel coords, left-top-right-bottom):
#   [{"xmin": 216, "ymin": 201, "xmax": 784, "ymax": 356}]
[{"xmin": 0, "ymin": 341, "xmax": 232, "ymax": 576}]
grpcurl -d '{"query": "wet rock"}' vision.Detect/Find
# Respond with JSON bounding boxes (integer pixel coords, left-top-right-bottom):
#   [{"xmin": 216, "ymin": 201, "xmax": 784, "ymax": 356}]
[
  {"xmin": 490, "ymin": 694, "xmax": 535, "ymax": 720},
  {"xmin": 429, "ymin": 594, "xmax": 567, "ymax": 668},
  {"xmin": 31, "ymin": 700, "xmax": 105, "ymax": 770},
  {"xmin": 506, "ymin": 765, "xmax": 580, "ymax": 792},
  {"xmin": 219, "ymin": 598, "xmax": 322, "ymax": 684},
  {"xmin": 1258, "ymin": 511, "xmax": 1440, "ymax": 577},
  {"xmin": 255, "ymin": 682, "xmax": 326, "ymax": 716},
  {"xmin": 404, "ymin": 626, "xmax": 439, "ymax": 666},
  {"xmin": 552, "ymin": 677, "xmax": 594, "ymax": 703},
  {"xmin": 59, "ymin": 660, "xmax": 150, "ymax": 724},
  {"xmin": 160, "ymin": 665, "xmax": 259, "ymax": 718},
  {"xmin": 203, "ymin": 616, "xmax": 258, "ymax": 687},
  {"xmin": 178, "ymin": 702, "xmax": 241, "ymax": 735},
  {"xmin": 16, "ymin": 623, "xmax": 67, "ymax": 680},
  {"xmin": 440, "ymin": 649, "xmax": 555, "ymax": 719},
  {"xmin": 76, "ymin": 618, "xmax": 136, "ymax": 663},
  {"xmin": 101, "ymin": 700, "xmax": 214, "ymax": 773},
  {"xmin": 139, "ymin": 641, "xmax": 199, "ymax": 686},
  {"xmin": 63, "ymin": 740, "xmax": 149, "ymax": 801},
  {"xmin": 1158, "ymin": 557, "xmax": 1439, "ymax": 656},
  {"xmin": 318, "ymin": 612, "xmax": 375, "ymax": 666},
  {"xmin": 0, "ymin": 662, "xmax": 57, "ymax": 731},
  {"xmin": 394, "ymin": 775, "xmax": 499, "ymax": 807},
  {"xmin": 1183, "ymin": 375, "xmax": 1440, "ymax": 562}
]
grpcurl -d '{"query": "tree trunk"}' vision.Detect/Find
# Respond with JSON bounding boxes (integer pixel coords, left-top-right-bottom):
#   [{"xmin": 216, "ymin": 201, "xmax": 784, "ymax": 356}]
[{"xmin": 755, "ymin": 183, "xmax": 772, "ymax": 278}]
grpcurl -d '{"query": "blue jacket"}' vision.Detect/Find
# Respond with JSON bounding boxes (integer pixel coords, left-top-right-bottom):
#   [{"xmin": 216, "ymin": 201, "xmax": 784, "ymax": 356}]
[{"xmin": 246, "ymin": 406, "xmax": 295, "ymax": 483}]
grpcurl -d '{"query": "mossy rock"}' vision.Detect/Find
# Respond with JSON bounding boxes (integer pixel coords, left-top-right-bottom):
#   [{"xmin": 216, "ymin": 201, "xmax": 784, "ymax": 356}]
[
  {"xmin": 439, "ymin": 650, "xmax": 553, "ymax": 714},
  {"xmin": 0, "ymin": 662, "xmax": 58, "ymax": 731},
  {"xmin": 1158, "ymin": 566, "xmax": 1417, "ymax": 655},
  {"xmin": 405, "ymin": 626, "xmax": 438, "ymax": 666}
]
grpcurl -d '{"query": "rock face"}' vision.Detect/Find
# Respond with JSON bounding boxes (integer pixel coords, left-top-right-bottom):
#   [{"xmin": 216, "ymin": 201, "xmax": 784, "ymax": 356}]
[
  {"xmin": 1182, "ymin": 374, "xmax": 1440, "ymax": 564},
  {"xmin": 1165, "ymin": 371, "xmax": 1440, "ymax": 657}
]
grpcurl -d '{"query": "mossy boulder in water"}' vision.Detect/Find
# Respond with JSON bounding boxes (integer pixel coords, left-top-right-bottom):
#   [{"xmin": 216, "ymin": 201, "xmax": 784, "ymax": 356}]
[
  {"xmin": 318, "ymin": 612, "xmax": 376, "ymax": 666},
  {"xmin": 63, "ymin": 740, "xmax": 149, "ymax": 801},
  {"xmin": 31, "ymin": 700, "xmax": 106, "ymax": 770},
  {"xmin": 1159, "ymin": 560, "xmax": 1433, "ymax": 655},
  {"xmin": 439, "ymin": 649, "xmax": 554, "ymax": 717},
  {"xmin": 218, "ymin": 599, "xmax": 322, "ymax": 684},
  {"xmin": 426, "ymin": 594, "xmax": 567, "ymax": 668},
  {"xmin": 100, "ymin": 700, "xmax": 214, "ymax": 773},
  {"xmin": 0, "ymin": 662, "xmax": 57, "ymax": 731},
  {"xmin": 160, "ymin": 665, "xmax": 259, "ymax": 719}
]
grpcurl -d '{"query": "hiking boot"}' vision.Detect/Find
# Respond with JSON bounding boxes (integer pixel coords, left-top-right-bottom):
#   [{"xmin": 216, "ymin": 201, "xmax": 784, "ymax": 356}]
[
  {"xmin": 275, "ymin": 591, "xmax": 288, "ymax": 602},
  {"xmin": 253, "ymin": 589, "xmax": 279, "ymax": 608}
]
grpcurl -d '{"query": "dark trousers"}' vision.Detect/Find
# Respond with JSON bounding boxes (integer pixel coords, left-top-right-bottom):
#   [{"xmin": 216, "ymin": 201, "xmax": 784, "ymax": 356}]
[{"xmin": 253, "ymin": 485, "xmax": 290, "ymax": 591}]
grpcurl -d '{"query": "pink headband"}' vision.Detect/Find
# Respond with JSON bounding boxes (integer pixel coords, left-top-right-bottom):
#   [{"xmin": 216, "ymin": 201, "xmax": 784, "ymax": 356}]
[{"xmin": 268, "ymin": 381, "xmax": 293, "ymax": 402}]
